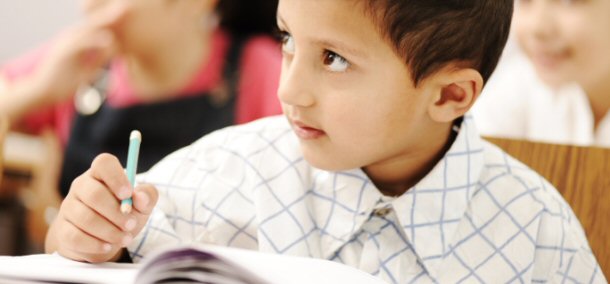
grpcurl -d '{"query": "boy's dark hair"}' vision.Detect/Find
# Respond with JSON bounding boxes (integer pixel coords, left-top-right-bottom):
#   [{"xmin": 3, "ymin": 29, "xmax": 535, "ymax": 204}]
[
  {"xmin": 218, "ymin": 0, "xmax": 279, "ymax": 37},
  {"xmin": 365, "ymin": 0, "xmax": 513, "ymax": 85}
]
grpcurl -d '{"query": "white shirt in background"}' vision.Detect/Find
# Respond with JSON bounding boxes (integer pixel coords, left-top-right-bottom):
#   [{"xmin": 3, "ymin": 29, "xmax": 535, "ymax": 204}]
[{"xmin": 473, "ymin": 49, "xmax": 610, "ymax": 147}]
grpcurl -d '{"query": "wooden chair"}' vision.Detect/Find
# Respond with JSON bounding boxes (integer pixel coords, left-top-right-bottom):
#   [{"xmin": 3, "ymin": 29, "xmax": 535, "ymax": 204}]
[
  {"xmin": 2, "ymin": 130, "xmax": 62, "ymax": 252},
  {"xmin": 485, "ymin": 137, "xmax": 610, "ymax": 280},
  {"xmin": 0, "ymin": 116, "xmax": 7, "ymax": 186}
]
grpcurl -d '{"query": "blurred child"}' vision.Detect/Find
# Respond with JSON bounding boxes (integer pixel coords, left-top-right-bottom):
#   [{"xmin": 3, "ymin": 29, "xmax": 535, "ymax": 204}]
[
  {"xmin": 474, "ymin": 0, "xmax": 610, "ymax": 147},
  {"xmin": 45, "ymin": 0, "xmax": 605, "ymax": 283},
  {"xmin": 0, "ymin": 0, "xmax": 282, "ymax": 197}
]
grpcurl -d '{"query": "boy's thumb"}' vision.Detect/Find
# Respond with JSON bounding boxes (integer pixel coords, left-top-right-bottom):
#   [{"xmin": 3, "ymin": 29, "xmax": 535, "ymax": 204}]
[{"xmin": 132, "ymin": 184, "xmax": 158, "ymax": 215}]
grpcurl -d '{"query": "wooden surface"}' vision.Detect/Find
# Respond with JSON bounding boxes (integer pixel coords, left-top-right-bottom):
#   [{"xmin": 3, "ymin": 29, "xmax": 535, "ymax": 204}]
[
  {"xmin": 1, "ymin": 131, "xmax": 62, "ymax": 252},
  {"xmin": 485, "ymin": 137, "xmax": 610, "ymax": 279},
  {"xmin": 0, "ymin": 116, "xmax": 7, "ymax": 186},
  {"xmin": 1, "ymin": 132, "xmax": 46, "ymax": 199}
]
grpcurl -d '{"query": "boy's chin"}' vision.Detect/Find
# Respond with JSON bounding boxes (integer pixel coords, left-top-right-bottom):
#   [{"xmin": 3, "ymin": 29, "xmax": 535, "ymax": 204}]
[{"xmin": 301, "ymin": 151, "xmax": 360, "ymax": 172}]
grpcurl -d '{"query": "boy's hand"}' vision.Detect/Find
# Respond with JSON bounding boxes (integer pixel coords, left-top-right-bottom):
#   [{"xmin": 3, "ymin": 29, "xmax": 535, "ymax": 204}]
[{"xmin": 46, "ymin": 153, "xmax": 158, "ymax": 263}]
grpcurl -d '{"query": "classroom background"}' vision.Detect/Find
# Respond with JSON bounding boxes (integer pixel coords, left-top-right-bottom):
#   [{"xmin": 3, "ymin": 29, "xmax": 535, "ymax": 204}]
[
  {"xmin": 0, "ymin": 0, "xmax": 79, "ymax": 63},
  {"xmin": 0, "ymin": 0, "xmax": 608, "ymax": 279}
]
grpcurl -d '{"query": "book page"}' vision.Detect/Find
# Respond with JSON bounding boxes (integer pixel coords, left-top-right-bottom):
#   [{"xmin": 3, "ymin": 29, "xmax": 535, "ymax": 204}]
[
  {"xmin": 0, "ymin": 253, "xmax": 138, "ymax": 284},
  {"xmin": 206, "ymin": 246, "xmax": 388, "ymax": 284},
  {"xmin": 137, "ymin": 244, "xmax": 387, "ymax": 284}
]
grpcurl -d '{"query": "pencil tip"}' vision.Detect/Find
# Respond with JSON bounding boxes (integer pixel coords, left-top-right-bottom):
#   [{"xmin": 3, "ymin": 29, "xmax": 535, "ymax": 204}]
[{"xmin": 121, "ymin": 203, "xmax": 132, "ymax": 215}]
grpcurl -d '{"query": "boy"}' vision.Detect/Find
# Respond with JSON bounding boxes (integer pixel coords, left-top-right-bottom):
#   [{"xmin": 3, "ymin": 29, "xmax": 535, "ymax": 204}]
[{"xmin": 45, "ymin": 0, "xmax": 605, "ymax": 283}]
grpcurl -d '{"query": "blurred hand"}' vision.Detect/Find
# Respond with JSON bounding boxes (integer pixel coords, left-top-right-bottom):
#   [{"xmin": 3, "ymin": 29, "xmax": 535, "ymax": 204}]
[
  {"xmin": 31, "ymin": 2, "xmax": 130, "ymax": 105},
  {"xmin": 48, "ymin": 153, "xmax": 158, "ymax": 263}
]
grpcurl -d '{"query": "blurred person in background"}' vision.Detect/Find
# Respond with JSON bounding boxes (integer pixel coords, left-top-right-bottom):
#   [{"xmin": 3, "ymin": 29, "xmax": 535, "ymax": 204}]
[
  {"xmin": 473, "ymin": 0, "xmax": 610, "ymax": 147},
  {"xmin": 0, "ymin": 0, "xmax": 281, "ymax": 250},
  {"xmin": 0, "ymin": 0, "xmax": 282, "ymax": 198}
]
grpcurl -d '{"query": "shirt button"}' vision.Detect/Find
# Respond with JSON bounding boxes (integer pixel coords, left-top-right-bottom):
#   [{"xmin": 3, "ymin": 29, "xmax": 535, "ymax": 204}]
[{"xmin": 373, "ymin": 207, "xmax": 392, "ymax": 217}]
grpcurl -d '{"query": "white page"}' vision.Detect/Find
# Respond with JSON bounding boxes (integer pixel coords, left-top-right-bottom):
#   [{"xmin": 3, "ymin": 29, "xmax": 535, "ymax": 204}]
[{"xmin": 0, "ymin": 253, "xmax": 138, "ymax": 284}]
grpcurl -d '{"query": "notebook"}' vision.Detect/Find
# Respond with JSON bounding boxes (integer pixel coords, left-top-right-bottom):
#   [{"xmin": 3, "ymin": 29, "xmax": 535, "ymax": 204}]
[{"xmin": 0, "ymin": 245, "xmax": 387, "ymax": 284}]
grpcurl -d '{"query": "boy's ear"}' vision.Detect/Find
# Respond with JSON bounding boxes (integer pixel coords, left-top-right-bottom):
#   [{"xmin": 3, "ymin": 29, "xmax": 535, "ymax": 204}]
[{"xmin": 427, "ymin": 68, "xmax": 483, "ymax": 123}]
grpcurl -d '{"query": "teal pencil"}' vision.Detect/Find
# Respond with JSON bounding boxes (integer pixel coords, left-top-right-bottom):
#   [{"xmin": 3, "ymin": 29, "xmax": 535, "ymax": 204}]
[{"xmin": 121, "ymin": 130, "xmax": 141, "ymax": 214}]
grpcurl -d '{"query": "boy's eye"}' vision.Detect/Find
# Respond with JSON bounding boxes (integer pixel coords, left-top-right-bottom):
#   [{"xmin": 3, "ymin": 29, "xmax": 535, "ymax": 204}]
[
  {"xmin": 281, "ymin": 32, "xmax": 295, "ymax": 54},
  {"xmin": 323, "ymin": 51, "xmax": 350, "ymax": 73}
]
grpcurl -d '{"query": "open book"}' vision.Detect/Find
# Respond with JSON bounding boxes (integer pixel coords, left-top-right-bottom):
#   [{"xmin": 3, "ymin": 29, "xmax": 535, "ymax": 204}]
[{"xmin": 0, "ymin": 245, "xmax": 387, "ymax": 284}]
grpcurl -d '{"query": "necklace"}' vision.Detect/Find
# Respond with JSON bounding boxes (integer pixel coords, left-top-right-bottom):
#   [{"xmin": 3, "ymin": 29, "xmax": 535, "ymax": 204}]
[{"xmin": 74, "ymin": 68, "xmax": 109, "ymax": 115}]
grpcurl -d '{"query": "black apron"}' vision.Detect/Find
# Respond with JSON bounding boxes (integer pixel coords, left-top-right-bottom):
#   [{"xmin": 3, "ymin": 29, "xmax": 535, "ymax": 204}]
[{"xmin": 59, "ymin": 37, "xmax": 245, "ymax": 197}]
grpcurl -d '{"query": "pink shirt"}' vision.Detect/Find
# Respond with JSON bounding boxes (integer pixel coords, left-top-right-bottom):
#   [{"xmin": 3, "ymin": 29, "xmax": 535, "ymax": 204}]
[{"xmin": 1, "ymin": 29, "xmax": 282, "ymax": 146}]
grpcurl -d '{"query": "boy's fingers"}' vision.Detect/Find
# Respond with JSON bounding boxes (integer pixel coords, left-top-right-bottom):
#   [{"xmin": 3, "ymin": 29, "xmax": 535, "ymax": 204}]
[
  {"xmin": 89, "ymin": 153, "xmax": 132, "ymax": 200},
  {"xmin": 58, "ymin": 218, "xmax": 114, "ymax": 256},
  {"xmin": 73, "ymin": 178, "xmax": 136, "ymax": 232},
  {"xmin": 132, "ymin": 184, "xmax": 158, "ymax": 215},
  {"xmin": 62, "ymin": 196, "xmax": 131, "ymax": 246}
]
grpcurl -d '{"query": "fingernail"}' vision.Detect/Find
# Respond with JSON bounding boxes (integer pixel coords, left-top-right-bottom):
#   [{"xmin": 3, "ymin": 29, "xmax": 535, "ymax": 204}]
[
  {"xmin": 125, "ymin": 218, "xmax": 136, "ymax": 231},
  {"xmin": 103, "ymin": 243, "xmax": 112, "ymax": 252},
  {"xmin": 119, "ymin": 186, "xmax": 131, "ymax": 199},
  {"xmin": 137, "ymin": 191, "xmax": 149, "ymax": 207},
  {"xmin": 122, "ymin": 234, "xmax": 133, "ymax": 247}
]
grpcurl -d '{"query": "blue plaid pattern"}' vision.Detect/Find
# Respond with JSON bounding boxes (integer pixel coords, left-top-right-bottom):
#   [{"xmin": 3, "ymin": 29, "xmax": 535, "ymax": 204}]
[{"xmin": 128, "ymin": 115, "xmax": 606, "ymax": 283}]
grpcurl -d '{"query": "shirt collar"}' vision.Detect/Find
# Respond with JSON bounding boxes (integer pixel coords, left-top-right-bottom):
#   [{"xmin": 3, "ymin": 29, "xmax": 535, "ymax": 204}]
[
  {"xmin": 313, "ymin": 115, "xmax": 485, "ymax": 278},
  {"xmin": 391, "ymin": 115, "xmax": 485, "ymax": 277}
]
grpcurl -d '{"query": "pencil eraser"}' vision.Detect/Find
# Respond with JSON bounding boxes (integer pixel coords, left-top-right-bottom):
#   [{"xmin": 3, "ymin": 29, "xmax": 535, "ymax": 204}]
[{"xmin": 130, "ymin": 130, "xmax": 141, "ymax": 141}]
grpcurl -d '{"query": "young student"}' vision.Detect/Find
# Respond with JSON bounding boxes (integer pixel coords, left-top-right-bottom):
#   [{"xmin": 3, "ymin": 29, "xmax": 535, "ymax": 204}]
[
  {"xmin": 473, "ymin": 0, "xmax": 610, "ymax": 147},
  {"xmin": 0, "ymin": 0, "xmax": 282, "ymax": 197},
  {"xmin": 45, "ymin": 0, "xmax": 605, "ymax": 283}
]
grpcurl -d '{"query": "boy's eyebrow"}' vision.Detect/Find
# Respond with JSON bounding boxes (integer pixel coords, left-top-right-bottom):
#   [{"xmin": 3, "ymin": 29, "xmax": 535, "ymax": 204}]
[
  {"xmin": 276, "ymin": 14, "xmax": 367, "ymax": 59},
  {"xmin": 311, "ymin": 38, "xmax": 367, "ymax": 59}
]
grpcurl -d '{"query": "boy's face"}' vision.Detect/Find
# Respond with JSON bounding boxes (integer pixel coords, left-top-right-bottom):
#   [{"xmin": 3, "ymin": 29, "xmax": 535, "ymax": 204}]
[
  {"xmin": 277, "ymin": 0, "xmax": 438, "ymax": 171},
  {"xmin": 515, "ymin": 0, "xmax": 610, "ymax": 89}
]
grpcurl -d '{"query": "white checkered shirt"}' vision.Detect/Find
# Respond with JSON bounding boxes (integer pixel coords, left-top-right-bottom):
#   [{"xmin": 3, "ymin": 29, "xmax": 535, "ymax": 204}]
[{"xmin": 128, "ymin": 115, "xmax": 605, "ymax": 283}]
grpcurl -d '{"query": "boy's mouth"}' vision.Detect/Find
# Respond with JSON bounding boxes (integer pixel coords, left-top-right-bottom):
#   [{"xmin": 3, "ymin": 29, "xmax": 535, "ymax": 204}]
[{"xmin": 291, "ymin": 119, "xmax": 326, "ymax": 140}]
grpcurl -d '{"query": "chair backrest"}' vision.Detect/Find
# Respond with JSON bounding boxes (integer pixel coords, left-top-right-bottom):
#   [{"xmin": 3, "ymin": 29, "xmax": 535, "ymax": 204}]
[
  {"xmin": 485, "ymin": 137, "xmax": 610, "ymax": 279},
  {"xmin": 0, "ymin": 115, "xmax": 8, "ymax": 186}
]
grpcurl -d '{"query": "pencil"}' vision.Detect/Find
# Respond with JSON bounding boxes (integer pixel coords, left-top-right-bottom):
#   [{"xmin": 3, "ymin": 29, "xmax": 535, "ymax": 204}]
[{"xmin": 121, "ymin": 130, "xmax": 141, "ymax": 214}]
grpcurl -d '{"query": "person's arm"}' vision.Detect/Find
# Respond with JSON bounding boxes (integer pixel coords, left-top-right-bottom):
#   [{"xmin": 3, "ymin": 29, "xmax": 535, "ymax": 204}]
[
  {"xmin": 0, "ymin": 3, "xmax": 128, "ymax": 128},
  {"xmin": 0, "ymin": 75, "xmax": 57, "ymax": 126}
]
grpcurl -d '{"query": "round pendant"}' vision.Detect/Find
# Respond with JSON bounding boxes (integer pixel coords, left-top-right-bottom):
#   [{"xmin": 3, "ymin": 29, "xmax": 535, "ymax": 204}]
[{"xmin": 74, "ymin": 85, "xmax": 104, "ymax": 115}]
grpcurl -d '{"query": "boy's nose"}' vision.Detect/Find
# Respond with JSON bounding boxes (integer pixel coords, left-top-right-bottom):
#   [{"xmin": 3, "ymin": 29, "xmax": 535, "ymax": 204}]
[{"xmin": 277, "ymin": 57, "xmax": 315, "ymax": 108}]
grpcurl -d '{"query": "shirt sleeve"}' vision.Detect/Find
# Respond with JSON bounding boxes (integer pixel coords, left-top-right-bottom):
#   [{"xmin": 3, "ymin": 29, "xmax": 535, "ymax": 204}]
[
  {"xmin": 531, "ymin": 192, "xmax": 606, "ymax": 283},
  {"xmin": 234, "ymin": 36, "xmax": 282, "ymax": 124},
  {"xmin": 550, "ymin": 245, "xmax": 607, "ymax": 283},
  {"xmin": 125, "ymin": 119, "xmax": 278, "ymax": 262},
  {"xmin": 126, "ymin": 125, "xmax": 257, "ymax": 262},
  {"xmin": 127, "ymin": 147, "xmax": 189, "ymax": 262}
]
